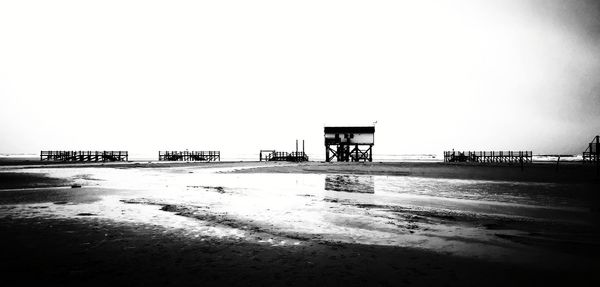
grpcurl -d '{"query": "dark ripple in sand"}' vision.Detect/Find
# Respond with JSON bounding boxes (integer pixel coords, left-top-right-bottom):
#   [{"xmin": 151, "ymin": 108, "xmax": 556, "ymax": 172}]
[
  {"xmin": 120, "ymin": 198, "xmax": 169, "ymax": 206},
  {"xmin": 70, "ymin": 174, "xmax": 102, "ymax": 181},
  {"xmin": 324, "ymin": 175, "xmax": 375, "ymax": 194},
  {"xmin": 122, "ymin": 199, "xmax": 317, "ymax": 242},
  {"xmin": 333, "ymin": 200, "xmax": 530, "ymax": 225},
  {"xmin": 186, "ymin": 185, "xmax": 228, "ymax": 194},
  {"xmin": 345, "ymin": 201, "xmax": 600, "ymax": 250}
]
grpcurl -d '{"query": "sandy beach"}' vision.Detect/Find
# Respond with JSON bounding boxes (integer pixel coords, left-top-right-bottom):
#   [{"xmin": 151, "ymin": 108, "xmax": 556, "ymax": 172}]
[{"xmin": 1, "ymin": 160, "xmax": 599, "ymax": 286}]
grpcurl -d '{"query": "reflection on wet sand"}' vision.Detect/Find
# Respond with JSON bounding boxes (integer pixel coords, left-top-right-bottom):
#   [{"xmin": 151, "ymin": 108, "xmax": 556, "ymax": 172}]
[{"xmin": 324, "ymin": 174, "xmax": 374, "ymax": 194}]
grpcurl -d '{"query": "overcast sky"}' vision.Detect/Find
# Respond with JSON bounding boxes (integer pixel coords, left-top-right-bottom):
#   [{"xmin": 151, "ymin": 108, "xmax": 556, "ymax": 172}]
[{"xmin": 1, "ymin": 0, "xmax": 599, "ymax": 158}]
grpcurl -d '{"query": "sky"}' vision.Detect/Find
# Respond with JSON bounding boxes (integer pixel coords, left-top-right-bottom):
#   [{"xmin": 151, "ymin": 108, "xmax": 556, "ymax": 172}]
[{"xmin": 1, "ymin": 0, "xmax": 599, "ymax": 158}]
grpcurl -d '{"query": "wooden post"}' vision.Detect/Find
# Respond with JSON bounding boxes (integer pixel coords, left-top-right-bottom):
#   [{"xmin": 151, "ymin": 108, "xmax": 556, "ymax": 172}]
[
  {"xmin": 595, "ymin": 136, "xmax": 599, "ymax": 178},
  {"xmin": 520, "ymin": 155, "xmax": 524, "ymax": 172},
  {"xmin": 590, "ymin": 136, "xmax": 600, "ymax": 180}
]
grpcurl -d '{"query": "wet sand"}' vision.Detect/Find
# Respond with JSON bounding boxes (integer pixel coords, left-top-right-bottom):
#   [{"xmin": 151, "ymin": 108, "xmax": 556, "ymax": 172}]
[
  {"xmin": 2, "ymin": 216, "xmax": 593, "ymax": 287},
  {"xmin": 1, "ymin": 161, "xmax": 599, "ymax": 286},
  {"xmin": 234, "ymin": 161, "xmax": 600, "ymax": 183},
  {"xmin": 3, "ymin": 158, "xmax": 598, "ymax": 183}
]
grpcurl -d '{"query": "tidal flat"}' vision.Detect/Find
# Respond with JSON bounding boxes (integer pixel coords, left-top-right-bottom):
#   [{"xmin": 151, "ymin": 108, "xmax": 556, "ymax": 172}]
[{"xmin": 0, "ymin": 161, "xmax": 598, "ymax": 286}]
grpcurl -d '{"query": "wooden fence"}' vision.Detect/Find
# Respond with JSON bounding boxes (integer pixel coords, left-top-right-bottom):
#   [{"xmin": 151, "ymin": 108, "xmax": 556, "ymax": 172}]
[
  {"xmin": 443, "ymin": 151, "xmax": 532, "ymax": 164},
  {"xmin": 40, "ymin": 151, "xmax": 128, "ymax": 162}
]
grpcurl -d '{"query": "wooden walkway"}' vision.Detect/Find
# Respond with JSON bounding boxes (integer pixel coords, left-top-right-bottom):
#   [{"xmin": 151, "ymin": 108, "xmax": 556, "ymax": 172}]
[
  {"xmin": 444, "ymin": 151, "xmax": 532, "ymax": 164},
  {"xmin": 40, "ymin": 151, "xmax": 128, "ymax": 162},
  {"xmin": 261, "ymin": 151, "xmax": 309, "ymax": 162},
  {"xmin": 259, "ymin": 140, "xmax": 309, "ymax": 162},
  {"xmin": 158, "ymin": 151, "xmax": 220, "ymax": 162}
]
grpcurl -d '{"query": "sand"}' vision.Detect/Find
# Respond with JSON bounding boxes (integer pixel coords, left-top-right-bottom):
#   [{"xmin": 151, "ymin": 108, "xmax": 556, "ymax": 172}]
[
  {"xmin": 234, "ymin": 161, "xmax": 600, "ymax": 183},
  {"xmin": 0, "ymin": 160, "xmax": 599, "ymax": 286},
  {"xmin": 2, "ymin": 216, "xmax": 594, "ymax": 287}
]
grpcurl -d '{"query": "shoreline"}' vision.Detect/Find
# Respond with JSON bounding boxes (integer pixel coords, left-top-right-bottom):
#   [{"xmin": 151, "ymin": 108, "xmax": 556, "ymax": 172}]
[{"xmin": 2, "ymin": 159, "xmax": 598, "ymax": 184}]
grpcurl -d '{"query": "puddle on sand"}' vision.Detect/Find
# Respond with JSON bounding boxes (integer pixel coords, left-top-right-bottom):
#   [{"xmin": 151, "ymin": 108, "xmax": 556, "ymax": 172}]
[{"xmin": 0, "ymin": 166, "xmax": 597, "ymax": 262}]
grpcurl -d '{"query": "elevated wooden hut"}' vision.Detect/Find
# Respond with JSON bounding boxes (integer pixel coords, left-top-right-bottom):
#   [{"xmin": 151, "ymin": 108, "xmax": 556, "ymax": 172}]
[{"xmin": 324, "ymin": 126, "xmax": 374, "ymax": 162}]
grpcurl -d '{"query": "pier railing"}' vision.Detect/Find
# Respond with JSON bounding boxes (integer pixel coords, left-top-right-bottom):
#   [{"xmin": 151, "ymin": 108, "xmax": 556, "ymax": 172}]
[
  {"xmin": 444, "ymin": 151, "xmax": 532, "ymax": 164},
  {"xmin": 260, "ymin": 151, "xmax": 309, "ymax": 162},
  {"xmin": 40, "ymin": 151, "xmax": 128, "ymax": 162},
  {"xmin": 158, "ymin": 151, "xmax": 220, "ymax": 162}
]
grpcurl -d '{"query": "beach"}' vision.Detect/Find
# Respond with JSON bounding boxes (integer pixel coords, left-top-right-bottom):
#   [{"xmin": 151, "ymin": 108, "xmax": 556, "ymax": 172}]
[{"xmin": 1, "ymin": 160, "xmax": 599, "ymax": 286}]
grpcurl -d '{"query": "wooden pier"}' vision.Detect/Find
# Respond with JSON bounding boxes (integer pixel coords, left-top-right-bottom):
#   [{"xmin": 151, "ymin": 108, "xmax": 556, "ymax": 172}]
[
  {"xmin": 259, "ymin": 150, "xmax": 275, "ymax": 161},
  {"xmin": 583, "ymin": 135, "xmax": 599, "ymax": 163},
  {"xmin": 259, "ymin": 140, "xmax": 309, "ymax": 162},
  {"xmin": 582, "ymin": 135, "xmax": 599, "ymax": 178},
  {"xmin": 158, "ymin": 151, "xmax": 220, "ymax": 162},
  {"xmin": 40, "ymin": 151, "xmax": 128, "ymax": 162},
  {"xmin": 443, "ymin": 150, "xmax": 532, "ymax": 164},
  {"xmin": 261, "ymin": 151, "xmax": 309, "ymax": 162}
]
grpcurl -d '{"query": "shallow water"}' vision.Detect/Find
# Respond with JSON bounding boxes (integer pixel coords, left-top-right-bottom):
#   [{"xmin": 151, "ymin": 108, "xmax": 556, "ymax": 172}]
[{"xmin": 0, "ymin": 165, "xmax": 597, "ymax": 262}]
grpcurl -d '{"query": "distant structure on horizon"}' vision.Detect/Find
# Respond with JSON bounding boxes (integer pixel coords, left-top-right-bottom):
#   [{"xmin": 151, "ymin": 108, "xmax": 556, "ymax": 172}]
[
  {"xmin": 158, "ymin": 151, "xmax": 220, "ymax": 162},
  {"xmin": 259, "ymin": 140, "xmax": 309, "ymax": 162},
  {"xmin": 40, "ymin": 151, "xmax": 128, "ymax": 162},
  {"xmin": 583, "ymin": 135, "xmax": 599, "ymax": 163},
  {"xmin": 324, "ymin": 126, "xmax": 374, "ymax": 162},
  {"xmin": 443, "ymin": 150, "xmax": 532, "ymax": 164}
]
